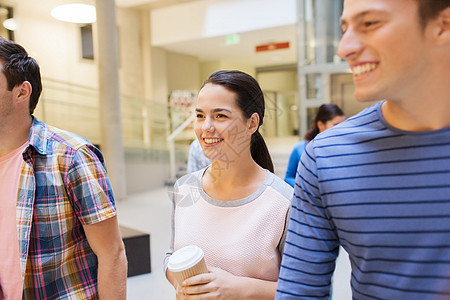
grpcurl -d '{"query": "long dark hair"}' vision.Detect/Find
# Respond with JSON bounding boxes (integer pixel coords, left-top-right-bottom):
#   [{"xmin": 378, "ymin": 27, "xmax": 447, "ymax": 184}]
[
  {"xmin": 304, "ymin": 103, "xmax": 344, "ymax": 141},
  {"xmin": 202, "ymin": 70, "xmax": 274, "ymax": 173}
]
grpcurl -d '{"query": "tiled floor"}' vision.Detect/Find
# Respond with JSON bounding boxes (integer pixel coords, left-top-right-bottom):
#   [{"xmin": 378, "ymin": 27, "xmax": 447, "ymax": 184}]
[{"xmin": 117, "ymin": 137, "xmax": 351, "ymax": 299}]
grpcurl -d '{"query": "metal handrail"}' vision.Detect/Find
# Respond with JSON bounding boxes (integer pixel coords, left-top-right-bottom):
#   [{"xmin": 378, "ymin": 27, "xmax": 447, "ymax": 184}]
[{"xmin": 166, "ymin": 112, "xmax": 196, "ymax": 179}]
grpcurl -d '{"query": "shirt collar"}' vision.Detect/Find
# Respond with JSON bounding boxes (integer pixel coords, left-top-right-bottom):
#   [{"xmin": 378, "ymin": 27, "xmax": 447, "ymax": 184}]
[{"xmin": 27, "ymin": 116, "xmax": 48, "ymax": 156}]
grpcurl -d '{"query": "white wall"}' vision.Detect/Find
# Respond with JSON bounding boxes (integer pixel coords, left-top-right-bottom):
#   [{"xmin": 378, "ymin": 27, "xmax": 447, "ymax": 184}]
[
  {"xmin": 15, "ymin": 5, "xmax": 98, "ymax": 88},
  {"xmin": 258, "ymin": 70, "xmax": 297, "ymax": 92},
  {"xmin": 117, "ymin": 7, "xmax": 145, "ymax": 98},
  {"xmin": 199, "ymin": 61, "xmax": 255, "ymax": 86},
  {"xmin": 167, "ymin": 51, "xmax": 199, "ymax": 91},
  {"xmin": 14, "ymin": 2, "xmax": 149, "ymax": 98}
]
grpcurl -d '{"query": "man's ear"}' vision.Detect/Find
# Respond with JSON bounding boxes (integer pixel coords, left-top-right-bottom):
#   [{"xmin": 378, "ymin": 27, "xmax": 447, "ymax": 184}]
[
  {"xmin": 248, "ymin": 112, "xmax": 260, "ymax": 134},
  {"xmin": 14, "ymin": 81, "xmax": 32, "ymax": 103},
  {"xmin": 433, "ymin": 6, "xmax": 450, "ymax": 46}
]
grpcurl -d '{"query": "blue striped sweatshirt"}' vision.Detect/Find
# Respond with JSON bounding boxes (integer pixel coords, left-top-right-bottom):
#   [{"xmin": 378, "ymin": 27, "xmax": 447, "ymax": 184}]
[{"xmin": 276, "ymin": 101, "xmax": 450, "ymax": 299}]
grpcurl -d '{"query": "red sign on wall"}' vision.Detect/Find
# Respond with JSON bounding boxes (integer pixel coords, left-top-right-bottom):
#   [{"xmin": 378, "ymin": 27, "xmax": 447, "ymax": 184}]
[{"xmin": 255, "ymin": 41, "xmax": 290, "ymax": 52}]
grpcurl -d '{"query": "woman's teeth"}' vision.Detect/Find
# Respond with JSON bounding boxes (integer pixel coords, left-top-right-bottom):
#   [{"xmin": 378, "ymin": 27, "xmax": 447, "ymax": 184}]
[{"xmin": 204, "ymin": 138, "xmax": 222, "ymax": 144}]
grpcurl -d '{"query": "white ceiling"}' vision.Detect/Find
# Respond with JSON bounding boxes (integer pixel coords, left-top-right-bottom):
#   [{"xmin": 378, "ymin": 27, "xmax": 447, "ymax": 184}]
[
  {"xmin": 158, "ymin": 24, "xmax": 297, "ymax": 67},
  {"xmin": 118, "ymin": 0, "xmax": 298, "ymax": 68}
]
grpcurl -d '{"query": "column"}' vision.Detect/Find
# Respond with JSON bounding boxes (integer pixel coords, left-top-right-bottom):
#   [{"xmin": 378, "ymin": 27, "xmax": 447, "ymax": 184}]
[
  {"xmin": 297, "ymin": 0, "xmax": 308, "ymax": 138},
  {"xmin": 95, "ymin": 0, "xmax": 127, "ymax": 199}
]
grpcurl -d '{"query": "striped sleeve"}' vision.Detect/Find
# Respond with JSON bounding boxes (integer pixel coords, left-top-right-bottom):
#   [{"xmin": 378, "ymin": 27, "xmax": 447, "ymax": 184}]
[{"xmin": 276, "ymin": 141, "xmax": 338, "ymax": 299}]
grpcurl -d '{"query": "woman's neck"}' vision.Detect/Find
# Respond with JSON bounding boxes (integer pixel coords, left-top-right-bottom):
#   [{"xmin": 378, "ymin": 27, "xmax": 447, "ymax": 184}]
[{"xmin": 203, "ymin": 155, "xmax": 267, "ymax": 201}]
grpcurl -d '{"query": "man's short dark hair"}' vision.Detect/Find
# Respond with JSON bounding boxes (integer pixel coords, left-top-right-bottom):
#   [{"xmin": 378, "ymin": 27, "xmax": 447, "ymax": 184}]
[
  {"xmin": 0, "ymin": 37, "xmax": 42, "ymax": 114},
  {"xmin": 415, "ymin": 0, "xmax": 450, "ymax": 29}
]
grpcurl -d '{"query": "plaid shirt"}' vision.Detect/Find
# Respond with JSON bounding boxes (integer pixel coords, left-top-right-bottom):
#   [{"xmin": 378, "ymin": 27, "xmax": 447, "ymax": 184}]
[{"xmin": 17, "ymin": 118, "xmax": 117, "ymax": 299}]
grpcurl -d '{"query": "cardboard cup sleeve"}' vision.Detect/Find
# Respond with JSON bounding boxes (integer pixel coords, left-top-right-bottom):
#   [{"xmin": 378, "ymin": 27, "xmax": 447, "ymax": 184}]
[{"xmin": 168, "ymin": 245, "xmax": 209, "ymax": 285}]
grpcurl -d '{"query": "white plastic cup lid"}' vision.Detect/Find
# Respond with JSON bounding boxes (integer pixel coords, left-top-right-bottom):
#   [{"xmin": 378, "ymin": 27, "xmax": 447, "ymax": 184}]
[{"xmin": 168, "ymin": 245, "xmax": 204, "ymax": 272}]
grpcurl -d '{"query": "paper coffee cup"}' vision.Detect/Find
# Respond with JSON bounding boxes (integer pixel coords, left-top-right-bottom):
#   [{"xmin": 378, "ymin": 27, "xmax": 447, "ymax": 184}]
[{"xmin": 168, "ymin": 245, "xmax": 208, "ymax": 285}]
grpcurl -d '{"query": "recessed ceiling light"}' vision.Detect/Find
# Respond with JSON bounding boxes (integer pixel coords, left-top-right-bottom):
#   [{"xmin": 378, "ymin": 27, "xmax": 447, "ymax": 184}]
[
  {"xmin": 51, "ymin": 3, "xmax": 96, "ymax": 24},
  {"xmin": 3, "ymin": 18, "xmax": 16, "ymax": 31}
]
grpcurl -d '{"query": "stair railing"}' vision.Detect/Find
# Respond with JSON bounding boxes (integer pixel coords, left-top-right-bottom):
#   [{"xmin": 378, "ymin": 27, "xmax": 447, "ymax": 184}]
[{"xmin": 166, "ymin": 112, "xmax": 196, "ymax": 179}]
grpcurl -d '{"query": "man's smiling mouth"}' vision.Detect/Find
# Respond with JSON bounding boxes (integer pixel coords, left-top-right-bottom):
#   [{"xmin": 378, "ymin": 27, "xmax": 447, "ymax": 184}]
[{"xmin": 352, "ymin": 63, "xmax": 378, "ymax": 76}]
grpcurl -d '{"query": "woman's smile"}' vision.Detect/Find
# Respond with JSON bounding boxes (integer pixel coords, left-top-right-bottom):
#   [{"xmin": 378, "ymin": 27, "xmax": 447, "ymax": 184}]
[{"xmin": 202, "ymin": 137, "xmax": 224, "ymax": 145}]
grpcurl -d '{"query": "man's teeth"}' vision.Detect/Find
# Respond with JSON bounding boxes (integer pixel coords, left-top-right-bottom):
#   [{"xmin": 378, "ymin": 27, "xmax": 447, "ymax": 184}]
[
  {"xmin": 204, "ymin": 138, "xmax": 222, "ymax": 144},
  {"xmin": 352, "ymin": 63, "xmax": 377, "ymax": 76}
]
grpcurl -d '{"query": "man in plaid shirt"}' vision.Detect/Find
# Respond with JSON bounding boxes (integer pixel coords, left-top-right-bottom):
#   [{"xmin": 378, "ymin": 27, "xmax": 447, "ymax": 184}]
[{"xmin": 0, "ymin": 38, "xmax": 127, "ymax": 299}]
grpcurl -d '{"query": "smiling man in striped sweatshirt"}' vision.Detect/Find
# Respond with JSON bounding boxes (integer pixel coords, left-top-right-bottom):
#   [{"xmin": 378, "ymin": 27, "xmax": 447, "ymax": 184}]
[{"xmin": 276, "ymin": 0, "xmax": 450, "ymax": 299}]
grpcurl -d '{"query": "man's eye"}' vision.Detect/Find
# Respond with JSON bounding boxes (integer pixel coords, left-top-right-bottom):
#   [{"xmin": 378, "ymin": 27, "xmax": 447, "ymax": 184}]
[
  {"xmin": 196, "ymin": 114, "xmax": 204, "ymax": 118},
  {"xmin": 363, "ymin": 20, "xmax": 379, "ymax": 27},
  {"xmin": 216, "ymin": 114, "xmax": 227, "ymax": 118}
]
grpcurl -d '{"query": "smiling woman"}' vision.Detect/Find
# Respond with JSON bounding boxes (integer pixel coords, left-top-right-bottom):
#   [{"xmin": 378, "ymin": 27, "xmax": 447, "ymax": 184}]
[
  {"xmin": 164, "ymin": 70, "xmax": 294, "ymax": 299},
  {"xmin": 199, "ymin": 70, "xmax": 275, "ymax": 172},
  {"xmin": 195, "ymin": 71, "xmax": 273, "ymax": 173}
]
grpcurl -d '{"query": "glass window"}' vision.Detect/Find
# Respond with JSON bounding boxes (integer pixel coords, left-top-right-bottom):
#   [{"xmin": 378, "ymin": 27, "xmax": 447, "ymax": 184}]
[
  {"xmin": 306, "ymin": 73, "xmax": 321, "ymax": 99},
  {"xmin": 0, "ymin": 5, "xmax": 14, "ymax": 41},
  {"xmin": 81, "ymin": 24, "xmax": 94, "ymax": 60},
  {"xmin": 304, "ymin": 0, "xmax": 344, "ymax": 65}
]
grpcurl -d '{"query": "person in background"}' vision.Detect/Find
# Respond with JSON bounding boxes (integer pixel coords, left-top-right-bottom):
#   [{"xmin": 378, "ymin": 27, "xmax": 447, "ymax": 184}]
[
  {"xmin": 0, "ymin": 37, "xmax": 127, "ymax": 299},
  {"xmin": 186, "ymin": 138, "xmax": 211, "ymax": 173},
  {"xmin": 284, "ymin": 104, "xmax": 345, "ymax": 187},
  {"xmin": 276, "ymin": 0, "xmax": 450, "ymax": 299},
  {"xmin": 165, "ymin": 70, "xmax": 293, "ymax": 299}
]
